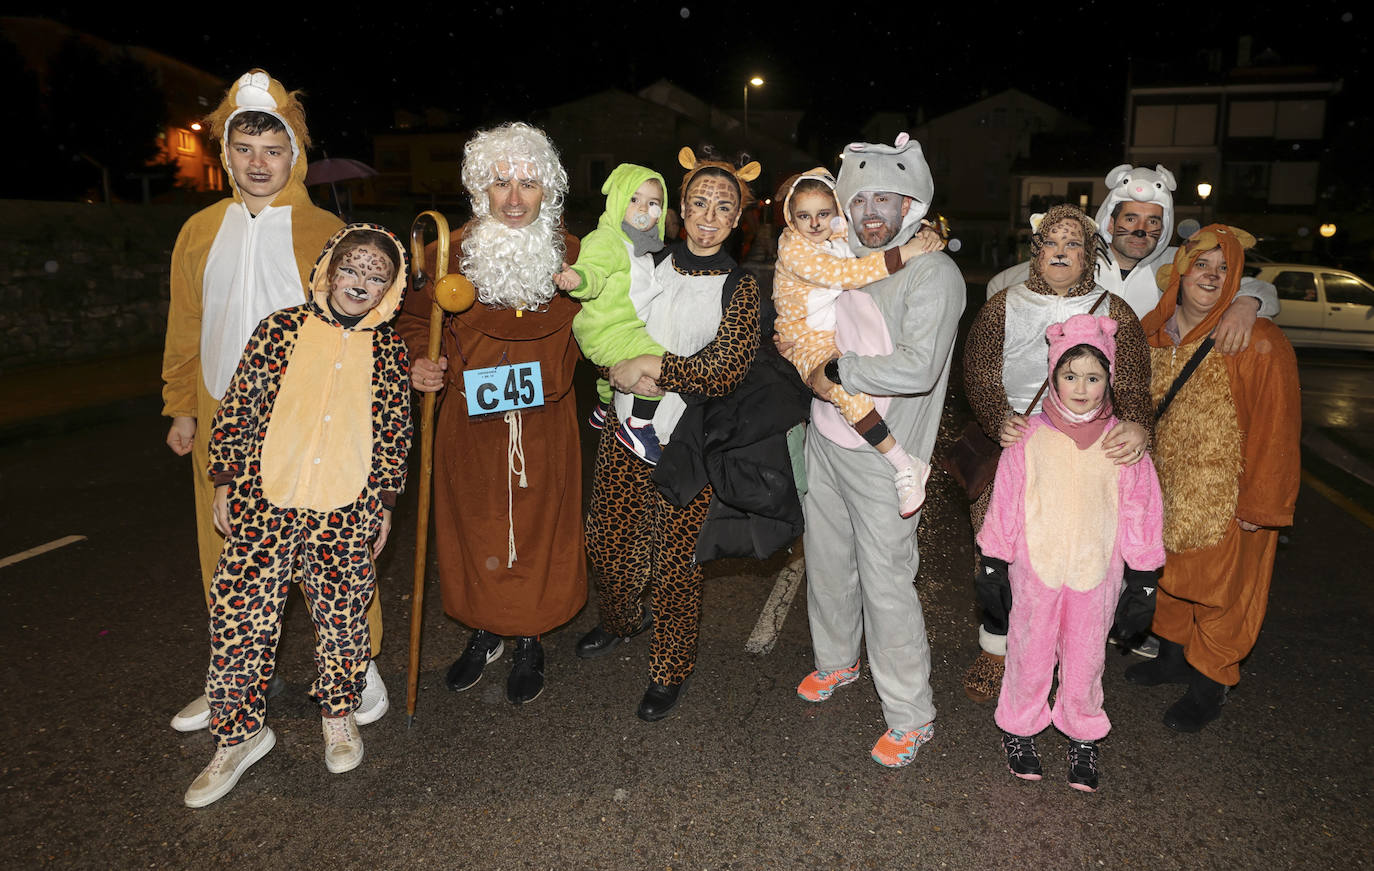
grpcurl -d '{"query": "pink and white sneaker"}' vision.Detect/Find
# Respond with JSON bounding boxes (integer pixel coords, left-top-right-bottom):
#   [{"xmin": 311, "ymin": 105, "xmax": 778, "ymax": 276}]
[{"xmin": 894, "ymin": 460, "xmax": 931, "ymax": 518}]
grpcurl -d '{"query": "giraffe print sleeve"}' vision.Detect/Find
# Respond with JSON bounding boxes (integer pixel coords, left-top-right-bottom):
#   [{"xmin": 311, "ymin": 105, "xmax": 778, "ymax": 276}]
[{"xmin": 659, "ymin": 271, "xmax": 761, "ymax": 398}]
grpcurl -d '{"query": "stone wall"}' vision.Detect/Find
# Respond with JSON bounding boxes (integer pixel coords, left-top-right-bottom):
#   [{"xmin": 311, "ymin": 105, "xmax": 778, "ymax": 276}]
[{"xmin": 0, "ymin": 201, "xmax": 196, "ymax": 372}]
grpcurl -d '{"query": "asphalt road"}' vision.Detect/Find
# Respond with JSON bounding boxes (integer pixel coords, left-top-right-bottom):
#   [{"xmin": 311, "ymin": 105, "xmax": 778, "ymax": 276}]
[{"xmin": 2, "ymin": 355, "xmax": 1371, "ymax": 869}]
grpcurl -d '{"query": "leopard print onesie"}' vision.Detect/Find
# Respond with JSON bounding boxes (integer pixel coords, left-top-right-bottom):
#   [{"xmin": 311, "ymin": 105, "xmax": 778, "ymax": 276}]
[
  {"xmin": 585, "ymin": 244, "xmax": 760, "ymax": 687},
  {"xmin": 204, "ymin": 302, "xmax": 411, "ymax": 746}
]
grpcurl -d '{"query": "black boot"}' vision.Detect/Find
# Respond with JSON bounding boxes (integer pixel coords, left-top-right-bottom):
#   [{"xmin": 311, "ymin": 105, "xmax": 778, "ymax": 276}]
[
  {"xmin": 1163, "ymin": 670, "xmax": 1229, "ymax": 733},
  {"xmin": 506, "ymin": 637, "xmax": 545, "ymax": 704},
  {"xmin": 1124, "ymin": 638, "xmax": 1193, "ymax": 686},
  {"xmin": 636, "ymin": 675, "xmax": 690, "ymax": 722},
  {"xmin": 575, "ymin": 607, "xmax": 653, "ymax": 660}
]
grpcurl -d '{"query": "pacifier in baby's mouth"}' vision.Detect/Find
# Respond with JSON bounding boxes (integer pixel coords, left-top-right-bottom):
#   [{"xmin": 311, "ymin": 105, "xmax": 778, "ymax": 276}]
[{"xmin": 629, "ymin": 203, "xmax": 662, "ymax": 231}]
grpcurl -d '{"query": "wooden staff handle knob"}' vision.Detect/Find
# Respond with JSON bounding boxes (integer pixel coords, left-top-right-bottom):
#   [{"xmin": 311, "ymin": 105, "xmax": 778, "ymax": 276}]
[{"xmin": 435, "ymin": 273, "xmax": 476, "ymax": 313}]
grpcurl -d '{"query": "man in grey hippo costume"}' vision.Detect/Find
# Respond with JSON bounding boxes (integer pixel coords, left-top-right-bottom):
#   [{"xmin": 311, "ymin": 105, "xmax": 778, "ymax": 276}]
[{"xmin": 796, "ymin": 134, "xmax": 966, "ymax": 768}]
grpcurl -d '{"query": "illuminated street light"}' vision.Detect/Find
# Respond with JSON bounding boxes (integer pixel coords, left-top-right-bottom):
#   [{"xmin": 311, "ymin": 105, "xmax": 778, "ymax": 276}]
[
  {"xmin": 190, "ymin": 122, "xmax": 202, "ymax": 131},
  {"xmin": 1197, "ymin": 181, "xmax": 1212, "ymax": 224},
  {"xmin": 1320, "ymin": 223, "xmax": 1337, "ymax": 238},
  {"xmin": 744, "ymin": 76, "xmax": 764, "ymax": 141}
]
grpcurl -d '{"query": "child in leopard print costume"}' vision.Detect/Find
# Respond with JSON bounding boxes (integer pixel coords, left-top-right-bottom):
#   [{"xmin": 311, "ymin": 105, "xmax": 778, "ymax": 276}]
[{"xmin": 183, "ymin": 225, "xmax": 413, "ymax": 808}]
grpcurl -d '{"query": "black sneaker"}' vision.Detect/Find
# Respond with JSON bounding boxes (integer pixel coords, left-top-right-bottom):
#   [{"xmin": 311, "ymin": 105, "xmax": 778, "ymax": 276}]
[
  {"xmin": 506, "ymin": 637, "xmax": 545, "ymax": 704},
  {"xmin": 1067, "ymin": 740, "xmax": 1100, "ymax": 792},
  {"xmin": 1001, "ymin": 732, "xmax": 1043, "ymax": 780},
  {"xmin": 445, "ymin": 629, "xmax": 504, "ymax": 692}
]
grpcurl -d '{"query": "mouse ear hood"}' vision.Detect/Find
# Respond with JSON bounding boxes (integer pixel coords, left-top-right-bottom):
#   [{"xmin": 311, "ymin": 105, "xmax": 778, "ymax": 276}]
[{"xmin": 1094, "ymin": 163, "xmax": 1176, "ymax": 268}]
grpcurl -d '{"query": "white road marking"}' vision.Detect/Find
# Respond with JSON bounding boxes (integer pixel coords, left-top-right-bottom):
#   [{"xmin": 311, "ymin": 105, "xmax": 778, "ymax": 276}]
[
  {"xmin": 0, "ymin": 535, "xmax": 87, "ymax": 569},
  {"xmin": 745, "ymin": 554, "xmax": 806, "ymax": 655}
]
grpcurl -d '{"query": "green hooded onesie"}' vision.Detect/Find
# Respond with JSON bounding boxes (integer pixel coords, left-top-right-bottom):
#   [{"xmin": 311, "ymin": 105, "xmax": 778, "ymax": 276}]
[{"xmin": 568, "ymin": 163, "xmax": 668, "ymax": 404}]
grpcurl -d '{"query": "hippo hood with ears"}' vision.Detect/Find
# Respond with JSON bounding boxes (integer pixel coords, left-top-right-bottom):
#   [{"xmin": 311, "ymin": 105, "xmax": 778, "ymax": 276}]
[{"xmin": 834, "ymin": 133, "xmax": 933, "ymax": 255}]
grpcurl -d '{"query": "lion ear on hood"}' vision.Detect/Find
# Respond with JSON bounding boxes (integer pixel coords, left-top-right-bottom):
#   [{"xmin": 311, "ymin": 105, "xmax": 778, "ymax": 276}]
[
  {"xmin": 1227, "ymin": 226, "xmax": 1258, "ymax": 249},
  {"xmin": 1155, "ymin": 263, "xmax": 1175, "ymax": 292},
  {"xmin": 678, "ymin": 147, "xmax": 698, "ymax": 171}
]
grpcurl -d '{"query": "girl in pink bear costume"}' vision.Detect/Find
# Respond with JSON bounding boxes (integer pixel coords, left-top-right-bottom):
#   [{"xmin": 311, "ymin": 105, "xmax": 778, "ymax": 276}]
[{"xmin": 977, "ymin": 313, "xmax": 1165, "ymax": 792}]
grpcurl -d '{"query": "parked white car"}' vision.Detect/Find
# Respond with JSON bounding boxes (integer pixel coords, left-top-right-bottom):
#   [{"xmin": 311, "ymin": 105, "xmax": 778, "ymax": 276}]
[{"xmin": 1246, "ymin": 264, "xmax": 1374, "ymax": 351}]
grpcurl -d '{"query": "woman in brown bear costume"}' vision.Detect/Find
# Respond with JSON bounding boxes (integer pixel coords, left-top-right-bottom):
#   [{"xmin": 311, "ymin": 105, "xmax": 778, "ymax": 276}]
[{"xmin": 1127, "ymin": 224, "xmax": 1300, "ymax": 732}]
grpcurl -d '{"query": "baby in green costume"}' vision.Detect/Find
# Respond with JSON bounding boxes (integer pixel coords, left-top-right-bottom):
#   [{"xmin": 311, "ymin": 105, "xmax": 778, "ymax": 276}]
[{"xmin": 555, "ymin": 163, "xmax": 670, "ymax": 464}]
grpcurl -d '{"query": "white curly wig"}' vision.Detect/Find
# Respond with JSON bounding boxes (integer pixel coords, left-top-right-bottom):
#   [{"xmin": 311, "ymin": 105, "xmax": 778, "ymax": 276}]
[{"xmin": 459, "ymin": 121, "xmax": 569, "ymax": 310}]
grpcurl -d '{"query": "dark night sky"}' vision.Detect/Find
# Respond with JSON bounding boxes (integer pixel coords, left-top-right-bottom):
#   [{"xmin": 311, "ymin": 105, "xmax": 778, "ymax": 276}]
[{"xmin": 18, "ymin": 1, "xmax": 1372, "ymax": 160}]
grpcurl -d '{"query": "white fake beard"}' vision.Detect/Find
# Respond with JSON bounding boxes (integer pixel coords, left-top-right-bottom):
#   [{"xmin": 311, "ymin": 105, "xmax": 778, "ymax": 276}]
[{"xmin": 460, "ymin": 213, "xmax": 564, "ymax": 310}]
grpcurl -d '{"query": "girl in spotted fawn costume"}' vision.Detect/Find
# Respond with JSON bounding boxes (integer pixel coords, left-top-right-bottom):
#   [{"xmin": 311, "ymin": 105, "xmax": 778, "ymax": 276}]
[
  {"xmin": 772, "ymin": 168, "xmax": 942, "ymax": 516},
  {"xmin": 183, "ymin": 225, "xmax": 412, "ymax": 808}
]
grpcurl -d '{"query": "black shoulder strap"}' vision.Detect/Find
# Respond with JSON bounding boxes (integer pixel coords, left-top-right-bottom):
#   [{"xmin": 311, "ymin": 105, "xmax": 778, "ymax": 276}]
[{"xmin": 1154, "ymin": 336, "xmax": 1216, "ymax": 423}]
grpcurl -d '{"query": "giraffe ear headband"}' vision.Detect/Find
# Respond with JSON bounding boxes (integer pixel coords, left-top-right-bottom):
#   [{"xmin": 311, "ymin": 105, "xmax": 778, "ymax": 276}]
[{"xmin": 678, "ymin": 147, "xmax": 761, "ymax": 205}]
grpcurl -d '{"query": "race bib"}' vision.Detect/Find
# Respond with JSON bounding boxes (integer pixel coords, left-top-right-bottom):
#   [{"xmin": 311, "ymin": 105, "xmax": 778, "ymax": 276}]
[{"xmin": 462, "ymin": 362, "xmax": 545, "ymax": 416}]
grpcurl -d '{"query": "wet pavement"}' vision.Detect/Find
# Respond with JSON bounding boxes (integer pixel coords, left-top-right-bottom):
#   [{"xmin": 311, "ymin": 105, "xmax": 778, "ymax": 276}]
[{"xmin": 1, "ymin": 315, "xmax": 1371, "ymax": 869}]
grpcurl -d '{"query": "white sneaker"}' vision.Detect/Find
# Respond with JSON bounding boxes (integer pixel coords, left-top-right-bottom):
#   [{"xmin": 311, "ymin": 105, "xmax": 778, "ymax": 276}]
[
  {"xmin": 894, "ymin": 461, "xmax": 931, "ymax": 518},
  {"xmin": 322, "ymin": 713, "xmax": 364, "ymax": 774},
  {"xmin": 171, "ymin": 694, "xmax": 211, "ymax": 732},
  {"xmin": 183, "ymin": 727, "xmax": 276, "ymax": 808},
  {"xmin": 355, "ymin": 660, "xmax": 389, "ymax": 725}
]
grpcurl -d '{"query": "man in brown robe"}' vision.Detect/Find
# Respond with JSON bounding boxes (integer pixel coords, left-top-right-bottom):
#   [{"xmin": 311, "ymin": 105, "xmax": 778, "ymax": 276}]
[{"xmin": 398, "ymin": 122, "xmax": 586, "ymax": 705}]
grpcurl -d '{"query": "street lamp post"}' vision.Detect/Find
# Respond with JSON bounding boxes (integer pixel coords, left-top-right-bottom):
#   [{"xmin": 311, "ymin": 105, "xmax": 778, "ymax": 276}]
[
  {"xmin": 743, "ymin": 76, "xmax": 764, "ymax": 141},
  {"xmin": 1197, "ymin": 181, "xmax": 1213, "ymax": 225}
]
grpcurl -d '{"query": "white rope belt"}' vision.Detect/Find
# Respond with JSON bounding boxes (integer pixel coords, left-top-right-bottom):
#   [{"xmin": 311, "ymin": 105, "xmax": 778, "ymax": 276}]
[{"xmin": 504, "ymin": 409, "xmax": 528, "ymax": 567}]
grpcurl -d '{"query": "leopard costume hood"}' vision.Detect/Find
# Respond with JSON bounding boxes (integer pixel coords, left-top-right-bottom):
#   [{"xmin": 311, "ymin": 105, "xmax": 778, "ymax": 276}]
[{"xmin": 309, "ymin": 223, "xmax": 410, "ymax": 331}]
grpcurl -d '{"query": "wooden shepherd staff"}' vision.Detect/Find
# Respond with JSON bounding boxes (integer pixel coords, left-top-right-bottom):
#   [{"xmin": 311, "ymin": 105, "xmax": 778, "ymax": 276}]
[{"xmin": 406, "ymin": 211, "xmax": 475, "ymax": 725}]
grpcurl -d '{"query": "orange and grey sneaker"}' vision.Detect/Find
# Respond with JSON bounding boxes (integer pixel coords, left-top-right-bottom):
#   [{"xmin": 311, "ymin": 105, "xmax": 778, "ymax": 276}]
[
  {"xmin": 796, "ymin": 661, "xmax": 861, "ymax": 702},
  {"xmin": 870, "ymin": 722, "xmax": 935, "ymax": 769}
]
